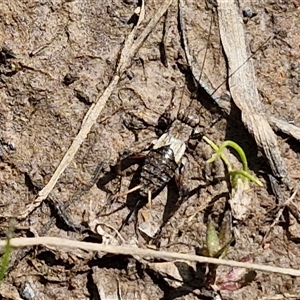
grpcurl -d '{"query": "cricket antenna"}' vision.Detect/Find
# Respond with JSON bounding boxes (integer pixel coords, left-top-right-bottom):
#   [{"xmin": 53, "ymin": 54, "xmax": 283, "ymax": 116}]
[
  {"xmin": 210, "ymin": 35, "xmax": 273, "ymax": 97},
  {"xmin": 177, "ymin": 1, "xmax": 216, "ymax": 111},
  {"xmin": 179, "ymin": 0, "xmax": 273, "ymax": 104},
  {"xmin": 197, "ymin": 9, "xmax": 214, "ymax": 88}
]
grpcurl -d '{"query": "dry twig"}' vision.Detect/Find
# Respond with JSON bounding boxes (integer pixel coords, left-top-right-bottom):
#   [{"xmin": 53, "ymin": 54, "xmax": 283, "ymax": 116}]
[
  {"xmin": 217, "ymin": 0, "xmax": 290, "ymax": 186},
  {"xmin": 1, "ymin": 236, "xmax": 300, "ymax": 277},
  {"xmin": 18, "ymin": 0, "xmax": 173, "ymax": 220}
]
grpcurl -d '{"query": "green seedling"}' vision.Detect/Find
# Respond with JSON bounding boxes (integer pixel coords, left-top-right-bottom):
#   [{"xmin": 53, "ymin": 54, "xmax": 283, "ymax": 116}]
[
  {"xmin": 202, "ymin": 136, "xmax": 263, "ymax": 188},
  {"xmin": 0, "ymin": 224, "xmax": 13, "ymax": 286},
  {"xmin": 200, "ymin": 212, "xmax": 234, "ymax": 286},
  {"xmin": 201, "ymin": 218, "xmax": 256, "ymax": 290},
  {"xmin": 201, "ymin": 213, "xmax": 234, "ymax": 260}
]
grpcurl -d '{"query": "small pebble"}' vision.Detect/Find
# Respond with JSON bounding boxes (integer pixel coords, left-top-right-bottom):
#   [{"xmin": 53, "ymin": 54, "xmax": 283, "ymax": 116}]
[
  {"xmin": 20, "ymin": 282, "xmax": 35, "ymax": 300},
  {"xmin": 242, "ymin": 7, "xmax": 257, "ymax": 19}
]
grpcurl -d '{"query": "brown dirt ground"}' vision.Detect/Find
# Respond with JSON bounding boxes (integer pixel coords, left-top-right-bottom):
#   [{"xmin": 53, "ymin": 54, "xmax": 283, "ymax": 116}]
[{"xmin": 0, "ymin": 0, "xmax": 300, "ymax": 299}]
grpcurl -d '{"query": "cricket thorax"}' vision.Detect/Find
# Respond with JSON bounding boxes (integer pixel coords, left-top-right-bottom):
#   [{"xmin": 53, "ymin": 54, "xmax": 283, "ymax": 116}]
[
  {"xmin": 168, "ymin": 119, "xmax": 194, "ymax": 143},
  {"xmin": 168, "ymin": 107, "xmax": 200, "ymax": 142}
]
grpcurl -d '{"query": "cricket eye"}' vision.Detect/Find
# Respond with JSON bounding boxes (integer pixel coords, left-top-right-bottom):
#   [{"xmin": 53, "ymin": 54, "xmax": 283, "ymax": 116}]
[{"xmin": 157, "ymin": 111, "xmax": 173, "ymax": 131}]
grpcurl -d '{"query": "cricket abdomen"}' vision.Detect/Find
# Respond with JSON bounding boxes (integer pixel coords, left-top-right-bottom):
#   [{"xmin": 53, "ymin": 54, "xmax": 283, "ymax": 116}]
[{"xmin": 139, "ymin": 146, "xmax": 179, "ymax": 197}]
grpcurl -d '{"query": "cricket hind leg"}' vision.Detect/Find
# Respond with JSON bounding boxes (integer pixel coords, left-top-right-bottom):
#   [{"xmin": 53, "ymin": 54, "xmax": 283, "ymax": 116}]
[
  {"xmin": 96, "ymin": 150, "xmax": 148, "ymax": 220},
  {"xmin": 118, "ymin": 163, "xmax": 175, "ymax": 235},
  {"xmin": 114, "ymin": 166, "xmax": 150, "ymax": 233},
  {"xmin": 118, "ymin": 198, "xmax": 146, "ymax": 233},
  {"xmin": 140, "ymin": 161, "xmax": 187, "ymax": 246},
  {"xmin": 96, "ymin": 149, "xmax": 145, "ymax": 196}
]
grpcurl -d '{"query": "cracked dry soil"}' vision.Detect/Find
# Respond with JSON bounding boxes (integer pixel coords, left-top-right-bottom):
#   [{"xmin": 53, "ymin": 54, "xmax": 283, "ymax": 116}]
[{"xmin": 1, "ymin": 0, "xmax": 300, "ymax": 299}]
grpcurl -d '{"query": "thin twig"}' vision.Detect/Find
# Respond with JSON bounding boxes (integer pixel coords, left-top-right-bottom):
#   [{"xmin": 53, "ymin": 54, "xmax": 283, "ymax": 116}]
[{"xmin": 1, "ymin": 236, "xmax": 300, "ymax": 277}]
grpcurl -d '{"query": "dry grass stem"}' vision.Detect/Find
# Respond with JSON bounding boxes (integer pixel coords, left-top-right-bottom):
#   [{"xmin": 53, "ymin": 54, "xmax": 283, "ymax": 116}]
[{"xmin": 1, "ymin": 236, "xmax": 300, "ymax": 277}]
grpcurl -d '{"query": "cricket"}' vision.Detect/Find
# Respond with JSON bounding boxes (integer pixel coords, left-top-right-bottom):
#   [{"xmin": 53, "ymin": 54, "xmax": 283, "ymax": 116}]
[{"xmin": 110, "ymin": 94, "xmax": 203, "ymax": 211}]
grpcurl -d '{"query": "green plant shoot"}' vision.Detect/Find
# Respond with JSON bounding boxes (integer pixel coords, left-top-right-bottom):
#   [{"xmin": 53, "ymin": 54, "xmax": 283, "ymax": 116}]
[{"xmin": 202, "ymin": 136, "xmax": 263, "ymax": 187}]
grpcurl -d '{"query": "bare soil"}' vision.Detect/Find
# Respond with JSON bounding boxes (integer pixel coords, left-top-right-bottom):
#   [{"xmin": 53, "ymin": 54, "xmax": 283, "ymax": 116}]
[{"xmin": 0, "ymin": 0, "xmax": 300, "ymax": 299}]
